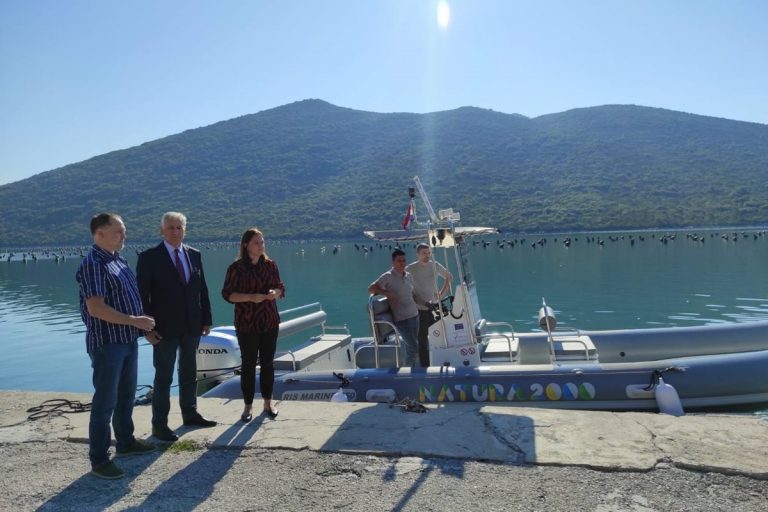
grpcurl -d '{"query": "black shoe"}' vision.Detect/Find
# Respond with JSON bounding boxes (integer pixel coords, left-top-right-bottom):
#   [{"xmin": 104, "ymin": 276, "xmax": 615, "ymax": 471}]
[
  {"xmin": 241, "ymin": 412, "xmax": 252, "ymax": 423},
  {"xmin": 115, "ymin": 438, "xmax": 156, "ymax": 457},
  {"xmin": 183, "ymin": 415, "xmax": 217, "ymax": 428},
  {"xmin": 152, "ymin": 426, "xmax": 179, "ymax": 442},
  {"xmin": 90, "ymin": 460, "xmax": 124, "ymax": 480},
  {"xmin": 263, "ymin": 407, "xmax": 278, "ymax": 419}
]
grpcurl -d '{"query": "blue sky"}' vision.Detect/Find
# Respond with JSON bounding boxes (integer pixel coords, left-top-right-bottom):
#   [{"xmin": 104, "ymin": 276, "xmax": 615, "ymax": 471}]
[{"xmin": 1, "ymin": 0, "xmax": 766, "ymax": 185}]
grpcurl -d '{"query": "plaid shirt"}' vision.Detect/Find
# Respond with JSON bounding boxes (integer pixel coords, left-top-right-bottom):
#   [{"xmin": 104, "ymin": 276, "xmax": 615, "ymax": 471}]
[{"xmin": 76, "ymin": 245, "xmax": 144, "ymax": 353}]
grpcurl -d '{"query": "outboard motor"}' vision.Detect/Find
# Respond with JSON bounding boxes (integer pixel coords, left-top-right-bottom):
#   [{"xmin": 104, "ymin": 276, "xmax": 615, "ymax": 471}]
[{"xmin": 197, "ymin": 330, "xmax": 241, "ymax": 389}]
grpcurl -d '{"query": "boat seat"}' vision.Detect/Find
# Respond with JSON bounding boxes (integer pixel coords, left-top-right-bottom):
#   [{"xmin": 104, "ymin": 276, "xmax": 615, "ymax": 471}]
[
  {"xmin": 518, "ymin": 336, "xmax": 553, "ymax": 364},
  {"xmin": 274, "ymin": 334, "xmax": 352, "ymax": 371},
  {"xmin": 518, "ymin": 335, "xmax": 598, "ymax": 364},
  {"xmin": 480, "ymin": 336, "xmax": 520, "ymax": 362},
  {"xmin": 552, "ymin": 335, "xmax": 598, "ymax": 361},
  {"xmin": 354, "ymin": 343, "xmax": 401, "ymax": 368},
  {"xmin": 475, "ymin": 318, "xmax": 518, "ymax": 362},
  {"xmin": 370, "ymin": 295, "xmax": 396, "ymax": 343}
]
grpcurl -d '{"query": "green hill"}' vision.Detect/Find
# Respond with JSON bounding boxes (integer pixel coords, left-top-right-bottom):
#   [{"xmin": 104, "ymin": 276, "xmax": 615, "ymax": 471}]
[{"xmin": 1, "ymin": 100, "xmax": 767, "ymax": 246}]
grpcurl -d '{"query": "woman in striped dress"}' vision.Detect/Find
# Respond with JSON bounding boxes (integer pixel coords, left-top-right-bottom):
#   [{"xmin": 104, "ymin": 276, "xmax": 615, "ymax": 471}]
[{"xmin": 222, "ymin": 228, "xmax": 285, "ymax": 421}]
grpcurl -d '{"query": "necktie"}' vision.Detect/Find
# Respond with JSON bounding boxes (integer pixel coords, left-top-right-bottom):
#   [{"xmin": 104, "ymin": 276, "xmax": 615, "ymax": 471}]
[{"xmin": 174, "ymin": 248, "xmax": 186, "ymax": 284}]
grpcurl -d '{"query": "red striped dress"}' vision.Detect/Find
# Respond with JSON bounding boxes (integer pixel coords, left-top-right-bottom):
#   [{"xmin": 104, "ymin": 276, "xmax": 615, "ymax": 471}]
[{"xmin": 221, "ymin": 256, "xmax": 285, "ymax": 333}]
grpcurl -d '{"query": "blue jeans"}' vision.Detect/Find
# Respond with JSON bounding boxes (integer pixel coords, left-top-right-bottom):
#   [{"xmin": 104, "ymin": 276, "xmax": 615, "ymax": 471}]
[
  {"xmin": 394, "ymin": 315, "xmax": 419, "ymax": 367},
  {"xmin": 152, "ymin": 334, "xmax": 200, "ymax": 427},
  {"xmin": 88, "ymin": 341, "xmax": 138, "ymax": 467}
]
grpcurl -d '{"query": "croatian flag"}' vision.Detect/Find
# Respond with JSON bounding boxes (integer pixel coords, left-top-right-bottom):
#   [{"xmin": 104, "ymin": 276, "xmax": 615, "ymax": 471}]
[{"xmin": 402, "ymin": 202, "xmax": 415, "ymax": 230}]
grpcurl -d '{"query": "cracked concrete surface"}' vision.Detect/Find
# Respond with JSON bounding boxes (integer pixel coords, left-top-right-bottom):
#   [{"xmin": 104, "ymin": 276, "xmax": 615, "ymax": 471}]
[
  {"xmin": 1, "ymin": 391, "xmax": 766, "ymax": 479},
  {"xmin": 483, "ymin": 407, "xmax": 663, "ymax": 469}
]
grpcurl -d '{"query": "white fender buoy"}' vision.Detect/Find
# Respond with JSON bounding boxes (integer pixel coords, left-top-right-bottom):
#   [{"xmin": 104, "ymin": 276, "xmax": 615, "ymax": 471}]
[
  {"xmin": 655, "ymin": 376, "xmax": 684, "ymax": 417},
  {"xmin": 331, "ymin": 387, "xmax": 348, "ymax": 403}
]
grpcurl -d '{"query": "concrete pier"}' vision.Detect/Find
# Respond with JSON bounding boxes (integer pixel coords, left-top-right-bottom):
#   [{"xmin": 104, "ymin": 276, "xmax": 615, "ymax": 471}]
[{"xmin": 1, "ymin": 391, "xmax": 766, "ymax": 511}]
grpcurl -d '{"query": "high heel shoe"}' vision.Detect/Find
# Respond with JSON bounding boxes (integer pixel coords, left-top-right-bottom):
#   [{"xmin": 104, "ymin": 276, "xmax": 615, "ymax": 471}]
[
  {"xmin": 263, "ymin": 407, "xmax": 278, "ymax": 419},
  {"xmin": 241, "ymin": 412, "xmax": 252, "ymax": 422}
]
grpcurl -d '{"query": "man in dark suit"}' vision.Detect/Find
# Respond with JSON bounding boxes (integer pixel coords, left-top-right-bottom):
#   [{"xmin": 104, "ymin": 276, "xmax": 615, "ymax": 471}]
[{"xmin": 137, "ymin": 212, "xmax": 216, "ymax": 442}]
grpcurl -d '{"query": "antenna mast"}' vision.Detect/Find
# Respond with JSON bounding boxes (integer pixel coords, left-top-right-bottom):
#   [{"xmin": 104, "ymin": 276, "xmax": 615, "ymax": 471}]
[{"xmin": 413, "ymin": 176, "xmax": 438, "ymax": 223}]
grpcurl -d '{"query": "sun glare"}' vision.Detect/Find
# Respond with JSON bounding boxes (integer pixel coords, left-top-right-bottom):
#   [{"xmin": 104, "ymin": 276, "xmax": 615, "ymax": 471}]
[{"xmin": 437, "ymin": 1, "xmax": 451, "ymax": 29}]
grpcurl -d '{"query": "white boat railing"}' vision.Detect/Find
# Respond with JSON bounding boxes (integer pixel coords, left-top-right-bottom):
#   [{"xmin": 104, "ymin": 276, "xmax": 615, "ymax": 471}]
[
  {"xmin": 539, "ymin": 302, "xmax": 592, "ymax": 362},
  {"xmin": 276, "ymin": 302, "xmax": 350, "ymax": 372},
  {"xmin": 548, "ymin": 330, "xmax": 594, "ymax": 362},
  {"xmin": 474, "ymin": 319, "xmax": 517, "ymax": 361}
]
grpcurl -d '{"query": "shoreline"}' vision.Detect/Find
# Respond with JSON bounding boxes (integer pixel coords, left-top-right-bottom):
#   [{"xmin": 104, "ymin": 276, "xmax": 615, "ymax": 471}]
[{"xmin": 2, "ymin": 224, "xmax": 767, "ymax": 253}]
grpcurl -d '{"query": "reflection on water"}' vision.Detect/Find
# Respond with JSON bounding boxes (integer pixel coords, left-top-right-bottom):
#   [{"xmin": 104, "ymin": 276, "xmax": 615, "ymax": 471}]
[{"xmin": 1, "ymin": 229, "xmax": 767, "ymax": 396}]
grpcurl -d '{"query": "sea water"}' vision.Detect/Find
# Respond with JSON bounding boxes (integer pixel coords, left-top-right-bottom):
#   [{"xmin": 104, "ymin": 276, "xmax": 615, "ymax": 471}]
[{"xmin": 1, "ymin": 229, "xmax": 767, "ymax": 397}]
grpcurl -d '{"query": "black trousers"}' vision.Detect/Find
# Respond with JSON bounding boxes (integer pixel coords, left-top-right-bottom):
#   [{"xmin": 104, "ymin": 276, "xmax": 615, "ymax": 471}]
[
  {"xmin": 236, "ymin": 328, "xmax": 279, "ymax": 403},
  {"xmin": 152, "ymin": 334, "xmax": 200, "ymax": 427},
  {"xmin": 417, "ymin": 309, "xmax": 433, "ymax": 367}
]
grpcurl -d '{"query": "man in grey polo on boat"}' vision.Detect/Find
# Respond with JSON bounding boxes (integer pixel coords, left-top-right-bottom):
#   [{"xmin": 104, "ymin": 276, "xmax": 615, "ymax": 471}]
[
  {"xmin": 407, "ymin": 243, "xmax": 452, "ymax": 367},
  {"xmin": 368, "ymin": 248, "xmax": 420, "ymax": 367}
]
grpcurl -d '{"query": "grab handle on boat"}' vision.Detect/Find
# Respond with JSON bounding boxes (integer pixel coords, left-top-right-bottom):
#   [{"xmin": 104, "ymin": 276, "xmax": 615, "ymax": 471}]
[
  {"xmin": 333, "ymin": 372, "xmax": 350, "ymax": 388},
  {"xmin": 643, "ymin": 366, "xmax": 687, "ymax": 391}
]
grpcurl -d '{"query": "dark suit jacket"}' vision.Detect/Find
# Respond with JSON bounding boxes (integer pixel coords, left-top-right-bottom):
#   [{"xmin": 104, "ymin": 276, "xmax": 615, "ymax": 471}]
[{"xmin": 136, "ymin": 242, "xmax": 213, "ymax": 338}]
